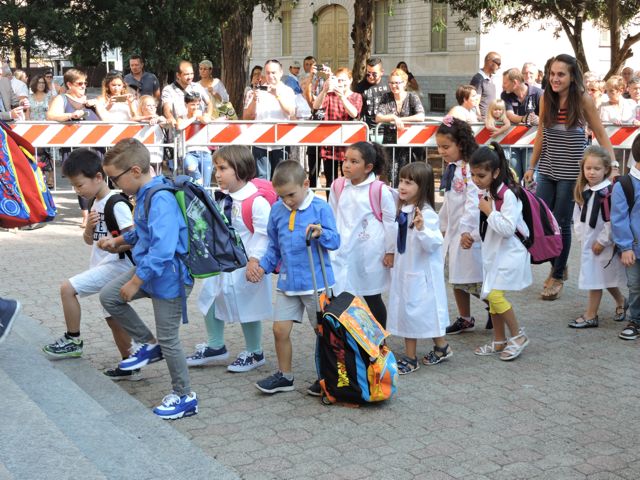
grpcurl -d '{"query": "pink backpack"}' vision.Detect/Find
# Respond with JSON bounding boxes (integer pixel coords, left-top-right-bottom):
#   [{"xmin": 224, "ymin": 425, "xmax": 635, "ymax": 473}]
[
  {"xmin": 331, "ymin": 177, "xmax": 396, "ymax": 221},
  {"xmin": 241, "ymin": 178, "xmax": 278, "ymax": 233},
  {"xmin": 494, "ymin": 184, "xmax": 562, "ymax": 264}
]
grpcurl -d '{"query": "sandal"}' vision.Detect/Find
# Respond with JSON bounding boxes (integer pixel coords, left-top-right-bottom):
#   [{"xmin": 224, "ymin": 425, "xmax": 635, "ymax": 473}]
[
  {"xmin": 568, "ymin": 315, "xmax": 598, "ymax": 328},
  {"xmin": 541, "ymin": 279, "xmax": 563, "ymax": 301},
  {"xmin": 474, "ymin": 340, "xmax": 507, "ymax": 356},
  {"xmin": 499, "ymin": 330, "xmax": 530, "ymax": 361},
  {"xmin": 397, "ymin": 355, "xmax": 419, "ymax": 375},
  {"xmin": 422, "ymin": 344, "xmax": 452, "ymax": 366},
  {"xmin": 614, "ymin": 298, "xmax": 629, "ymax": 322}
]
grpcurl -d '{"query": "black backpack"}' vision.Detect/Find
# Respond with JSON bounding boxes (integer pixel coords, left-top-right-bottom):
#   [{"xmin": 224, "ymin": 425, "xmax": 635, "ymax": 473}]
[{"xmin": 88, "ymin": 193, "xmax": 134, "ymax": 264}]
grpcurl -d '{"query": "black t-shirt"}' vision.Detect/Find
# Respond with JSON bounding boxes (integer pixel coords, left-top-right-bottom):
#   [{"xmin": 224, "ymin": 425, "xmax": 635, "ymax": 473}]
[
  {"xmin": 470, "ymin": 71, "xmax": 496, "ymax": 120},
  {"xmin": 500, "ymin": 84, "xmax": 543, "ymax": 119},
  {"xmin": 354, "ymin": 79, "xmax": 389, "ymax": 128}
]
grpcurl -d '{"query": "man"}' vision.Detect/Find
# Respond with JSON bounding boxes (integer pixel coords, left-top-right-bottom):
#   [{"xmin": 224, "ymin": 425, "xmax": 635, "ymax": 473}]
[
  {"xmin": 11, "ymin": 69, "xmax": 29, "ymax": 101},
  {"xmin": 501, "ymin": 67, "xmax": 543, "ymax": 178},
  {"xmin": 522, "ymin": 62, "xmax": 540, "ymax": 88},
  {"xmin": 354, "ymin": 57, "xmax": 389, "ymax": 137},
  {"xmin": 243, "ymin": 59, "xmax": 295, "ymax": 179},
  {"xmin": 282, "ymin": 60, "xmax": 302, "ymax": 95},
  {"xmin": 299, "ymin": 55, "xmax": 316, "ymax": 82},
  {"xmin": 627, "ymin": 77, "xmax": 640, "ymax": 125},
  {"xmin": 0, "ymin": 70, "xmax": 23, "ymax": 121},
  {"xmin": 161, "ymin": 60, "xmax": 213, "ymax": 128},
  {"xmin": 125, "ymin": 55, "xmax": 160, "ymax": 99},
  {"xmin": 470, "ymin": 52, "xmax": 501, "ymax": 120},
  {"xmin": 622, "ymin": 66, "xmax": 635, "ymax": 98}
]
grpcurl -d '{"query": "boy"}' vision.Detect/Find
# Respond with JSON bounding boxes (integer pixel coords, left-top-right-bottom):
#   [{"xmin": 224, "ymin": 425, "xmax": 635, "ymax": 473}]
[
  {"xmin": 98, "ymin": 138, "xmax": 196, "ymax": 419},
  {"xmin": 43, "ymin": 148, "xmax": 137, "ymax": 380},
  {"xmin": 612, "ymin": 136, "xmax": 640, "ymax": 340},
  {"xmin": 250, "ymin": 160, "xmax": 340, "ymax": 395}
]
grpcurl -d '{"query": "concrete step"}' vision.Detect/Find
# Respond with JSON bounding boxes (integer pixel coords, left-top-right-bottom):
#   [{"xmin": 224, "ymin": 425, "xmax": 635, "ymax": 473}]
[{"xmin": 0, "ymin": 313, "xmax": 238, "ymax": 480}]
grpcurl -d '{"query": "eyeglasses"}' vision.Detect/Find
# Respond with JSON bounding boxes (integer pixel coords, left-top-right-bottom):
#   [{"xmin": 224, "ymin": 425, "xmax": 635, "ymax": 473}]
[
  {"xmin": 366, "ymin": 72, "xmax": 379, "ymax": 78},
  {"xmin": 110, "ymin": 167, "xmax": 133, "ymax": 186},
  {"xmin": 73, "ymin": 81, "xmax": 87, "ymax": 86},
  {"xmin": 389, "ymin": 81, "xmax": 404, "ymax": 86},
  {"xmin": 45, "ymin": 75, "xmax": 53, "ymax": 79},
  {"xmin": 491, "ymin": 59, "xmax": 502, "ymax": 67}
]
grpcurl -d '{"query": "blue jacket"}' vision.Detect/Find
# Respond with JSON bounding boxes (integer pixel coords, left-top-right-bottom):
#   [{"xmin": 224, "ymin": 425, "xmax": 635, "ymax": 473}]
[
  {"xmin": 260, "ymin": 195, "xmax": 340, "ymax": 293},
  {"xmin": 123, "ymin": 176, "xmax": 192, "ymax": 299},
  {"xmin": 611, "ymin": 175, "xmax": 640, "ymax": 258}
]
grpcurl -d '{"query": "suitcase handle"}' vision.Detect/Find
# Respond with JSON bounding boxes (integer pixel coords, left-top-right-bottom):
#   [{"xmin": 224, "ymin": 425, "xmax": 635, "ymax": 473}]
[{"xmin": 305, "ymin": 228, "xmax": 331, "ymax": 312}]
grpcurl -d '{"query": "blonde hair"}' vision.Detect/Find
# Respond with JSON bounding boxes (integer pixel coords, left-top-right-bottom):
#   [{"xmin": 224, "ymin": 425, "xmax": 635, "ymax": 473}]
[
  {"xmin": 574, "ymin": 145, "xmax": 612, "ymax": 206},
  {"xmin": 485, "ymin": 100, "xmax": 507, "ymax": 129},
  {"xmin": 137, "ymin": 95, "xmax": 156, "ymax": 115},
  {"xmin": 103, "ymin": 138, "xmax": 150, "ymax": 174},
  {"xmin": 605, "ymin": 75, "xmax": 625, "ymax": 93},
  {"xmin": 389, "ymin": 68, "xmax": 408, "ymax": 84}
]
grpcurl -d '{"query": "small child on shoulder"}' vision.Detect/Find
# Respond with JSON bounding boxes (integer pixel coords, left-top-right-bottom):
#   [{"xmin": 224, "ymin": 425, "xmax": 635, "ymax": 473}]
[
  {"xmin": 250, "ymin": 161, "xmax": 340, "ymax": 396},
  {"xmin": 387, "ymin": 162, "xmax": 451, "ymax": 374}
]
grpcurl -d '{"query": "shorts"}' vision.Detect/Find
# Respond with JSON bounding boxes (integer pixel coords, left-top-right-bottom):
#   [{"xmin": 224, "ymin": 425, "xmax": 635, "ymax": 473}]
[
  {"xmin": 486, "ymin": 290, "xmax": 512, "ymax": 315},
  {"xmin": 451, "ymin": 282, "xmax": 483, "ymax": 297},
  {"xmin": 274, "ymin": 291, "xmax": 318, "ymax": 327},
  {"xmin": 69, "ymin": 261, "xmax": 133, "ymax": 298}
]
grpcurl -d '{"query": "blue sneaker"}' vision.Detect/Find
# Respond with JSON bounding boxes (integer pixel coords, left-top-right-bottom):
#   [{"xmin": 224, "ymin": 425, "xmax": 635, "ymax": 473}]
[
  {"xmin": 227, "ymin": 351, "xmax": 266, "ymax": 373},
  {"xmin": 119, "ymin": 343, "xmax": 163, "ymax": 371},
  {"xmin": 255, "ymin": 371, "xmax": 294, "ymax": 394},
  {"xmin": 0, "ymin": 298, "xmax": 21, "ymax": 345},
  {"xmin": 153, "ymin": 392, "xmax": 198, "ymax": 420}
]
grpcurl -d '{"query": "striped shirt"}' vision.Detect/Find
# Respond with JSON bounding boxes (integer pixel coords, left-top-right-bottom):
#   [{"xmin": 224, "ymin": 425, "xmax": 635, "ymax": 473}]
[{"xmin": 538, "ymin": 109, "xmax": 586, "ymax": 181}]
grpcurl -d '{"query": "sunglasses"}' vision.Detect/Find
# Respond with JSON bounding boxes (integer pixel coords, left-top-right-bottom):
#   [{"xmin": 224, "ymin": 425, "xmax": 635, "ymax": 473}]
[
  {"xmin": 491, "ymin": 59, "xmax": 502, "ymax": 66},
  {"xmin": 74, "ymin": 81, "xmax": 87, "ymax": 86},
  {"xmin": 110, "ymin": 167, "xmax": 133, "ymax": 186},
  {"xmin": 366, "ymin": 72, "xmax": 379, "ymax": 78}
]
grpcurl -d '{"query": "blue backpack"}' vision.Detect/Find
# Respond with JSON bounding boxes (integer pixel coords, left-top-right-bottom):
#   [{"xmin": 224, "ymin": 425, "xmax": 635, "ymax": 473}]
[{"xmin": 144, "ymin": 176, "xmax": 247, "ymax": 279}]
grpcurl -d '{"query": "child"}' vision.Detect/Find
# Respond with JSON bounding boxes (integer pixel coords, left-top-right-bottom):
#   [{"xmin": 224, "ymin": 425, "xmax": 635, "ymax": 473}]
[
  {"xmin": 569, "ymin": 145, "xmax": 628, "ymax": 328},
  {"xmin": 251, "ymin": 160, "xmax": 340, "ymax": 395},
  {"xmin": 177, "ymin": 91, "xmax": 213, "ymax": 187},
  {"xmin": 436, "ymin": 117, "xmax": 486, "ymax": 334},
  {"xmin": 485, "ymin": 99, "xmax": 511, "ymax": 137},
  {"xmin": 98, "ymin": 138, "xmax": 196, "ymax": 419},
  {"xmin": 612, "ymin": 135, "xmax": 640, "ymax": 340},
  {"xmin": 329, "ymin": 141, "xmax": 396, "ymax": 328},
  {"xmin": 388, "ymin": 162, "xmax": 451, "ymax": 374},
  {"xmin": 469, "ymin": 142, "xmax": 531, "ymax": 361},
  {"xmin": 42, "ymin": 148, "xmax": 137, "ymax": 380},
  {"xmin": 188, "ymin": 145, "xmax": 272, "ymax": 371}
]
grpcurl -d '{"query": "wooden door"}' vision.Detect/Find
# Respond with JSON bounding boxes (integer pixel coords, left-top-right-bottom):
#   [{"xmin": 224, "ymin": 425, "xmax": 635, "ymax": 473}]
[{"xmin": 316, "ymin": 5, "xmax": 349, "ymax": 71}]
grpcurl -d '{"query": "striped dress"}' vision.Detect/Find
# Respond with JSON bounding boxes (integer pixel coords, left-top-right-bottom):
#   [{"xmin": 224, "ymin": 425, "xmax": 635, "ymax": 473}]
[{"xmin": 537, "ymin": 108, "xmax": 587, "ymax": 181}]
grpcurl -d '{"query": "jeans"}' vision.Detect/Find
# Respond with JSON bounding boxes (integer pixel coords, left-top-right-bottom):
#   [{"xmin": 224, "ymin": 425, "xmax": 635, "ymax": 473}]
[
  {"xmin": 252, "ymin": 147, "xmax": 287, "ymax": 180},
  {"xmin": 184, "ymin": 150, "xmax": 213, "ymax": 187},
  {"xmin": 626, "ymin": 260, "xmax": 640, "ymax": 325},
  {"xmin": 99, "ymin": 267, "xmax": 192, "ymax": 396},
  {"xmin": 507, "ymin": 147, "xmax": 527, "ymax": 181},
  {"xmin": 535, "ymin": 173, "xmax": 576, "ymax": 280}
]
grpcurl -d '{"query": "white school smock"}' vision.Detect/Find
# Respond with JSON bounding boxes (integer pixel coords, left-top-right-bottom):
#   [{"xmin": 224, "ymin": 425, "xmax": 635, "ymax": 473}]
[
  {"xmin": 438, "ymin": 160, "xmax": 483, "ymax": 284},
  {"xmin": 329, "ymin": 173, "xmax": 397, "ymax": 296},
  {"xmin": 480, "ymin": 185, "xmax": 532, "ymax": 299},
  {"xmin": 387, "ymin": 204, "xmax": 449, "ymax": 339},
  {"xmin": 573, "ymin": 180, "xmax": 627, "ymax": 290},
  {"xmin": 197, "ymin": 182, "xmax": 273, "ymax": 322}
]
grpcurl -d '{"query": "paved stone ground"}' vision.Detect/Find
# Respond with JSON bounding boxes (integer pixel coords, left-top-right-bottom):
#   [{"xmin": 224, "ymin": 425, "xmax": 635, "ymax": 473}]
[{"xmin": 2, "ymin": 193, "xmax": 640, "ymax": 479}]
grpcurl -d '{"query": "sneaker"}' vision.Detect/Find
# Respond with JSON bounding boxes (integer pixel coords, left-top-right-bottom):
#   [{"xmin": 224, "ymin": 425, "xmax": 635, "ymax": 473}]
[
  {"xmin": 307, "ymin": 380, "xmax": 322, "ymax": 396},
  {"xmin": 43, "ymin": 333, "xmax": 83, "ymax": 358},
  {"xmin": 446, "ymin": 317, "xmax": 475, "ymax": 335},
  {"xmin": 103, "ymin": 367, "xmax": 142, "ymax": 381},
  {"xmin": 119, "ymin": 343, "xmax": 163, "ymax": 371},
  {"xmin": 227, "ymin": 351, "xmax": 266, "ymax": 373},
  {"xmin": 0, "ymin": 298, "xmax": 21, "ymax": 345},
  {"xmin": 186, "ymin": 344, "xmax": 228, "ymax": 367},
  {"xmin": 255, "ymin": 371, "xmax": 294, "ymax": 394},
  {"xmin": 153, "ymin": 392, "xmax": 198, "ymax": 420},
  {"xmin": 619, "ymin": 323, "xmax": 640, "ymax": 340}
]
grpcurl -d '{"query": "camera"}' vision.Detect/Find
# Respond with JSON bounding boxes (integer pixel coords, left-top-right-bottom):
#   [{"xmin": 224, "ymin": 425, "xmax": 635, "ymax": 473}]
[
  {"xmin": 112, "ymin": 95, "xmax": 129, "ymax": 102},
  {"xmin": 256, "ymin": 85, "xmax": 268, "ymax": 91}
]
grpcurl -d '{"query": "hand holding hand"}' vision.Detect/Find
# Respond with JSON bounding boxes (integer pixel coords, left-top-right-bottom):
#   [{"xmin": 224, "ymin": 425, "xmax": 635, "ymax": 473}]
[
  {"xmin": 460, "ymin": 232, "xmax": 474, "ymax": 249},
  {"xmin": 383, "ymin": 253, "xmax": 394, "ymax": 268},
  {"xmin": 120, "ymin": 277, "xmax": 142, "ymax": 302},
  {"xmin": 621, "ymin": 250, "xmax": 636, "ymax": 267},
  {"xmin": 591, "ymin": 241, "xmax": 605, "ymax": 256}
]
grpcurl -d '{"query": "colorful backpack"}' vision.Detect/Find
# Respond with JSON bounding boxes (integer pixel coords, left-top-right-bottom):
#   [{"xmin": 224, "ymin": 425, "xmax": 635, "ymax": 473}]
[
  {"xmin": 493, "ymin": 184, "xmax": 562, "ymax": 264},
  {"xmin": 331, "ymin": 177, "xmax": 397, "ymax": 221},
  {"xmin": 240, "ymin": 178, "xmax": 279, "ymax": 233},
  {"xmin": 144, "ymin": 175, "xmax": 247, "ymax": 278},
  {"xmin": 0, "ymin": 121, "xmax": 56, "ymax": 228}
]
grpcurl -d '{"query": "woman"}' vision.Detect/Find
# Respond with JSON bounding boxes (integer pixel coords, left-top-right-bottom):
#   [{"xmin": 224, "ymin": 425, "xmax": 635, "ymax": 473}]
[
  {"xmin": 375, "ymin": 68, "xmax": 425, "ymax": 185},
  {"xmin": 47, "ymin": 69, "xmax": 104, "ymax": 227},
  {"xmin": 586, "ymin": 78, "xmax": 604, "ymax": 110},
  {"xmin": 28, "ymin": 74, "xmax": 54, "ymax": 186},
  {"xmin": 243, "ymin": 65, "xmax": 263, "ymax": 110},
  {"xmin": 599, "ymin": 75, "xmax": 636, "ymax": 125},
  {"xmin": 524, "ymin": 54, "xmax": 615, "ymax": 301},
  {"xmin": 198, "ymin": 59, "xmax": 229, "ymax": 110},
  {"xmin": 97, "ymin": 71, "xmax": 136, "ymax": 122},
  {"xmin": 312, "ymin": 67, "xmax": 362, "ymax": 192},
  {"xmin": 396, "ymin": 61, "xmax": 420, "ymax": 94},
  {"xmin": 448, "ymin": 85, "xmax": 480, "ymax": 123}
]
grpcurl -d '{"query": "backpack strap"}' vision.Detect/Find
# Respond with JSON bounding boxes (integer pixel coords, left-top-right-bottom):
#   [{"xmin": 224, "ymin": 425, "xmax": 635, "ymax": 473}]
[
  {"xmin": 241, "ymin": 192, "xmax": 260, "ymax": 233},
  {"xmin": 103, "ymin": 194, "xmax": 135, "ymax": 264},
  {"xmin": 331, "ymin": 176, "xmax": 346, "ymax": 202},
  {"xmin": 617, "ymin": 174, "xmax": 636, "ymax": 213},
  {"xmin": 598, "ymin": 184, "xmax": 613, "ymax": 224},
  {"xmin": 493, "ymin": 185, "xmax": 509, "ymax": 212},
  {"xmin": 143, "ymin": 183, "xmax": 177, "ymax": 219},
  {"xmin": 369, "ymin": 180, "xmax": 385, "ymax": 222}
]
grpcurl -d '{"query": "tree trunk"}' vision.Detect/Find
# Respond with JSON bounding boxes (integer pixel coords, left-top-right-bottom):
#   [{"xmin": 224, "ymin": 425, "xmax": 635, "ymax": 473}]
[
  {"xmin": 25, "ymin": 26, "xmax": 31, "ymax": 74},
  {"xmin": 350, "ymin": 0, "xmax": 374, "ymax": 86},
  {"xmin": 11, "ymin": 21, "xmax": 22, "ymax": 69},
  {"xmin": 221, "ymin": 3, "xmax": 254, "ymax": 117},
  {"xmin": 603, "ymin": 0, "xmax": 640, "ymax": 80}
]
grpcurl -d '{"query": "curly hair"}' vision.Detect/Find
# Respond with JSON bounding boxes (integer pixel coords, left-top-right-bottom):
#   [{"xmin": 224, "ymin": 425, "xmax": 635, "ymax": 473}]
[{"xmin": 436, "ymin": 117, "xmax": 478, "ymax": 162}]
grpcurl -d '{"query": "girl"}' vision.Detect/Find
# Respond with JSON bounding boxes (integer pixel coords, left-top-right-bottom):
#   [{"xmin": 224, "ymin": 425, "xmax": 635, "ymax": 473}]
[
  {"xmin": 134, "ymin": 95, "xmax": 167, "ymax": 173},
  {"xmin": 177, "ymin": 91, "xmax": 213, "ymax": 187},
  {"xmin": 469, "ymin": 143, "xmax": 531, "ymax": 361},
  {"xmin": 485, "ymin": 99, "xmax": 511, "ymax": 138},
  {"xmin": 388, "ymin": 162, "xmax": 451, "ymax": 374},
  {"xmin": 436, "ymin": 117, "xmax": 486, "ymax": 335},
  {"xmin": 569, "ymin": 146, "xmax": 628, "ymax": 328},
  {"xmin": 97, "ymin": 71, "xmax": 136, "ymax": 122},
  {"xmin": 329, "ymin": 141, "xmax": 396, "ymax": 328},
  {"xmin": 189, "ymin": 145, "xmax": 273, "ymax": 371}
]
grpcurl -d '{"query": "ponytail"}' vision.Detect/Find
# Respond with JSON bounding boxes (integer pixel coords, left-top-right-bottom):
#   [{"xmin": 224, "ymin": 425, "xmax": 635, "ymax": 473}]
[
  {"xmin": 348, "ymin": 141, "xmax": 387, "ymax": 176},
  {"xmin": 470, "ymin": 141, "xmax": 520, "ymax": 200}
]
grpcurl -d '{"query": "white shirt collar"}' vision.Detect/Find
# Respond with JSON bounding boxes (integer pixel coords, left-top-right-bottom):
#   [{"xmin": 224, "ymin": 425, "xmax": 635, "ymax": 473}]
[
  {"xmin": 478, "ymin": 69, "xmax": 491, "ymax": 80},
  {"xmin": 346, "ymin": 173, "xmax": 376, "ymax": 188},
  {"xmin": 630, "ymin": 164, "xmax": 640, "ymax": 181},
  {"xmin": 400, "ymin": 203, "xmax": 415, "ymax": 213},
  {"xmin": 584, "ymin": 179, "xmax": 611, "ymax": 192},
  {"xmin": 228, "ymin": 182, "xmax": 258, "ymax": 201},
  {"xmin": 282, "ymin": 189, "xmax": 314, "ymax": 212}
]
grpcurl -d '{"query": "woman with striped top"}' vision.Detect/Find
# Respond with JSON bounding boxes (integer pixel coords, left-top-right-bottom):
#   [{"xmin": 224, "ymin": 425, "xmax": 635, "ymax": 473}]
[{"xmin": 524, "ymin": 54, "xmax": 615, "ymax": 301}]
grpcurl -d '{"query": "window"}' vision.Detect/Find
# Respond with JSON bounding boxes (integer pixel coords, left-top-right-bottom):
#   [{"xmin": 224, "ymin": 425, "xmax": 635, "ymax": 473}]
[
  {"xmin": 431, "ymin": 2, "xmax": 447, "ymax": 52},
  {"xmin": 429, "ymin": 93, "xmax": 446, "ymax": 113},
  {"xmin": 374, "ymin": 0, "xmax": 389, "ymax": 54},
  {"xmin": 281, "ymin": 3, "xmax": 292, "ymax": 56},
  {"xmin": 599, "ymin": 28, "xmax": 611, "ymax": 48}
]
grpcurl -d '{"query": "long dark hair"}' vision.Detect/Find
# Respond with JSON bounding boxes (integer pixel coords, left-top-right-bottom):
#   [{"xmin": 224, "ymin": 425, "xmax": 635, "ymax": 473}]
[
  {"xmin": 436, "ymin": 117, "xmax": 478, "ymax": 162},
  {"xmin": 542, "ymin": 54, "xmax": 585, "ymax": 129},
  {"xmin": 347, "ymin": 141, "xmax": 387, "ymax": 176},
  {"xmin": 398, "ymin": 162, "xmax": 434, "ymax": 210},
  {"xmin": 469, "ymin": 142, "xmax": 520, "ymax": 200}
]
